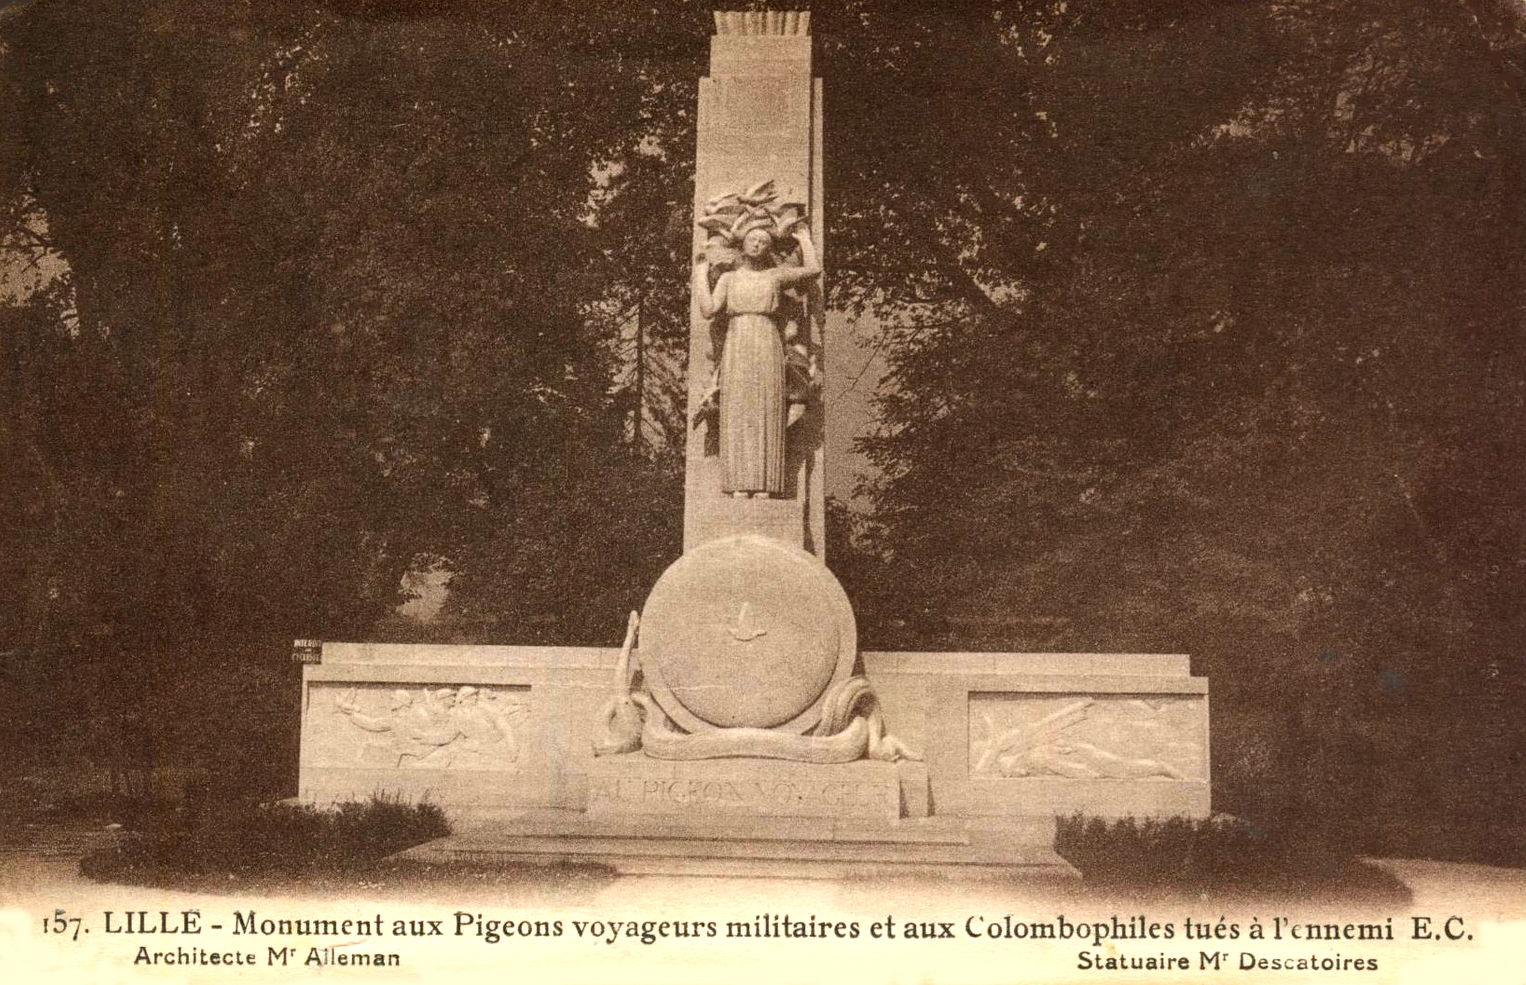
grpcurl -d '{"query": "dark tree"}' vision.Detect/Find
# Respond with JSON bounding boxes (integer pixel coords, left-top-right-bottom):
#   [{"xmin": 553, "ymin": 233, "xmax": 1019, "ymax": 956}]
[
  {"xmin": 0, "ymin": 0, "xmax": 702, "ymax": 793},
  {"xmin": 819, "ymin": 0, "xmax": 1526, "ymax": 860}
]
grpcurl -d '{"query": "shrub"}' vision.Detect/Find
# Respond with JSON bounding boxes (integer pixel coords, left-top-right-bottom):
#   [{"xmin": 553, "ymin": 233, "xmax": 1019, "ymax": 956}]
[
  {"xmin": 1055, "ymin": 812, "xmax": 1409, "ymax": 899},
  {"xmin": 81, "ymin": 793, "xmax": 449, "ymax": 883}
]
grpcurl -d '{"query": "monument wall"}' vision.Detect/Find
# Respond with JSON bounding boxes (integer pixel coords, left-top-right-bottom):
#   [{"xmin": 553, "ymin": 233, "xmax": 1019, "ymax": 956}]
[{"xmin": 299, "ymin": 642, "xmax": 1207, "ymax": 819}]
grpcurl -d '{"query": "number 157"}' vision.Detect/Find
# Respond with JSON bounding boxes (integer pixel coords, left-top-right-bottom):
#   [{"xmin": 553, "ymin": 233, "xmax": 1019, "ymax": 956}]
[{"xmin": 44, "ymin": 910, "xmax": 83, "ymax": 941}]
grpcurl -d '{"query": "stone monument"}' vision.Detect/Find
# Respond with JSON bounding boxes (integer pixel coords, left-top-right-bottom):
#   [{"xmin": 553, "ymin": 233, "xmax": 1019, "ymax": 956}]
[{"xmin": 295, "ymin": 11, "xmax": 1210, "ymax": 879}]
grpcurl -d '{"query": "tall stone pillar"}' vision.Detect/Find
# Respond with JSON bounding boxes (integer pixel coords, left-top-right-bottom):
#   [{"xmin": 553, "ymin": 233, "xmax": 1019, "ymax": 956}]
[{"xmin": 683, "ymin": 10, "xmax": 827, "ymax": 557}]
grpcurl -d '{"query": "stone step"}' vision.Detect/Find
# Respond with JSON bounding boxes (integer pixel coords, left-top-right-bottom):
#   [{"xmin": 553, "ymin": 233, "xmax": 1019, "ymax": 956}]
[
  {"xmin": 447, "ymin": 808, "xmax": 1056, "ymax": 845},
  {"xmin": 396, "ymin": 810, "xmax": 1076, "ymax": 881},
  {"xmin": 423, "ymin": 851, "xmax": 1074, "ymax": 882}
]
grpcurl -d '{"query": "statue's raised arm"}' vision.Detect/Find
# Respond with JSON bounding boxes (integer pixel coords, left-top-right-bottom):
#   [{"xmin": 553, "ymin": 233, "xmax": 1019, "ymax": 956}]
[
  {"xmin": 773, "ymin": 223, "xmax": 820, "ymax": 287},
  {"xmin": 692, "ymin": 258, "xmax": 730, "ymax": 320}
]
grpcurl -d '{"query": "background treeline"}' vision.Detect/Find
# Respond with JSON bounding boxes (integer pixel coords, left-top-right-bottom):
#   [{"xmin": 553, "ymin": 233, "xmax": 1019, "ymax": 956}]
[{"xmin": 3, "ymin": 0, "xmax": 1522, "ymax": 863}]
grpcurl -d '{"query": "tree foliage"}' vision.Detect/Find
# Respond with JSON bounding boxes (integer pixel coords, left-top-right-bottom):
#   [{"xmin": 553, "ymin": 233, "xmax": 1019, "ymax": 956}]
[
  {"xmin": 820, "ymin": 0, "xmax": 1525, "ymax": 855},
  {"xmin": 0, "ymin": 0, "xmax": 700, "ymax": 785}
]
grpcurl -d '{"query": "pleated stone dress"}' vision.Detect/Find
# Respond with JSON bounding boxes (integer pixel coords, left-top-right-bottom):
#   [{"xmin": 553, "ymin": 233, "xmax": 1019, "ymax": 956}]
[{"xmin": 718, "ymin": 268, "xmax": 786, "ymax": 495}]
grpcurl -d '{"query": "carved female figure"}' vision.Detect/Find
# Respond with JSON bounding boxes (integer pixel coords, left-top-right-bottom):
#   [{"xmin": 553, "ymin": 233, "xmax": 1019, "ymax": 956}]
[{"xmin": 692, "ymin": 219, "xmax": 821, "ymax": 498}]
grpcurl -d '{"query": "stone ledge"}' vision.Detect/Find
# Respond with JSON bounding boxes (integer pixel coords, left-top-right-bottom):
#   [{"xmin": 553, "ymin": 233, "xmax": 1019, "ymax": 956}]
[
  {"xmin": 316, "ymin": 642, "xmax": 620, "ymax": 668},
  {"xmin": 864, "ymin": 651, "xmax": 1194, "ymax": 676},
  {"xmin": 945, "ymin": 777, "xmax": 1212, "ymax": 820},
  {"xmin": 299, "ymin": 768, "xmax": 587, "ymax": 811}
]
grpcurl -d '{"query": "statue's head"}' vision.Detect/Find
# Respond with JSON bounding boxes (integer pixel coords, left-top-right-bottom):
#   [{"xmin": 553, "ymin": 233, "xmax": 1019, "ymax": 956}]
[{"xmin": 740, "ymin": 227, "xmax": 774, "ymax": 263}]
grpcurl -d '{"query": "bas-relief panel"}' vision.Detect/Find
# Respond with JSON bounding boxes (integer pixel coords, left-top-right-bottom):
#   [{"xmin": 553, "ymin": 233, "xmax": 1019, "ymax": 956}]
[
  {"xmin": 306, "ymin": 683, "xmax": 529, "ymax": 771},
  {"xmin": 969, "ymin": 694, "xmax": 1207, "ymax": 782}
]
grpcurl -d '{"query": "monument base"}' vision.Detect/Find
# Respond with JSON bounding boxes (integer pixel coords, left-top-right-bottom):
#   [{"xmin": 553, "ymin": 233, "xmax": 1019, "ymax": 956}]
[
  {"xmin": 297, "ymin": 641, "xmax": 1206, "ymax": 882},
  {"xmin": 396, "ymin": 809, "xmax": 1078, "ymax": 882}
]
